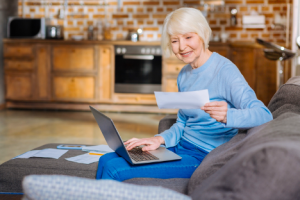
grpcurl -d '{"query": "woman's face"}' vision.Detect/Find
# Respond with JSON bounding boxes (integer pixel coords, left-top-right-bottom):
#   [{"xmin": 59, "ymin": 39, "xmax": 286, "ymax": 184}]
[{"xmin": 170, "ymin": 32, "xmax": 205, "ymax": 68}]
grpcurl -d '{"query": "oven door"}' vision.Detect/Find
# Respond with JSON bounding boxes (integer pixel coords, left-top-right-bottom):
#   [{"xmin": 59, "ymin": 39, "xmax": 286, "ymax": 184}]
[{"xmin": 115, "ymin": 54, "xmax": 162, "ymax": 94}]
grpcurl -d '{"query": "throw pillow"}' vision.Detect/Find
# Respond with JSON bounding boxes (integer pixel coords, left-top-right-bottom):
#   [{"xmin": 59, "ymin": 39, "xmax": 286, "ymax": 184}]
[{"xmin": 22, "ymin": 175, "xmax": 191, "ymax": 200}]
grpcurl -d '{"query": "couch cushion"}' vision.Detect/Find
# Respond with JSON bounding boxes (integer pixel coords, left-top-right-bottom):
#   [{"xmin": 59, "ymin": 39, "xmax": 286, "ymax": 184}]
[
  {"xmin": 0, "ymin": 143, "xmax": 98, "ymax": 193},
  {"xmin": 124, "ymin": 178, "xmax": 189, "ymax": 194},
  {"xmin": 190, "ymin": 111, "xmax": 300, "ymax": 199},
  {"xmin": 22, "ymin": 175, "xmax": 191, "ymax": 200},
  {"xmin": 187, "ymin": 131, "xmax": 248, "ymax": 195},
  {"xmin": 190, "ymin": 141, "xmax": 300, "ymax": 200}
]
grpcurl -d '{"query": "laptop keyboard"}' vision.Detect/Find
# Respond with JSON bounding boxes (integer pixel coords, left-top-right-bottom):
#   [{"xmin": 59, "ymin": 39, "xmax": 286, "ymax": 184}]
[{"xmin": 128, "ymin": 147, "xmax": 159, "ymax": 162}]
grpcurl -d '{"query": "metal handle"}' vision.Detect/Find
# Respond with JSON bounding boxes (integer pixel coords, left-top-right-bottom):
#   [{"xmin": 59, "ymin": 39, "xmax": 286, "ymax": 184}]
[{"xmin": 123, "ymin": 55, "xmax": 154, "ymax": 60}]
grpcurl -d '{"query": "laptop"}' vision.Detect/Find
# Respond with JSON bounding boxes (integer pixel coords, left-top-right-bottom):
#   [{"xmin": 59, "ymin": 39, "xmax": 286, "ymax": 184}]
[{"xmin": 89, "ymin": 106, "xmax": 182, "ymax": 165}]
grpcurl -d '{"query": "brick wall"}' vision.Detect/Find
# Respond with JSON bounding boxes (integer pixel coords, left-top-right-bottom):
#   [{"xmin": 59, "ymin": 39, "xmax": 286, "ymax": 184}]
[{"xmin": 18, "ymin": 0, "xmax": 291, "ymax": 43}]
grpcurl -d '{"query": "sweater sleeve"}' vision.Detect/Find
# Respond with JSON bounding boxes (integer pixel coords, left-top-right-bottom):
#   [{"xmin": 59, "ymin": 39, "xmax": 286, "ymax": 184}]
[
  {"xmin": 154, "ymin": 109, "xmax": 187, "ymax": 148},
  {"xmin": 218, "ymin": 64, "xmax": 273, "ymax": 129}
]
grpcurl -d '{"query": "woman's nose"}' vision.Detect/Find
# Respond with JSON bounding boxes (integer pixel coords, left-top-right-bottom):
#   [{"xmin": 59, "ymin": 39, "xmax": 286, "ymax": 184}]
[{"xmin": 179, "ymin": 40, "xmax": 186, "ymax": 51}]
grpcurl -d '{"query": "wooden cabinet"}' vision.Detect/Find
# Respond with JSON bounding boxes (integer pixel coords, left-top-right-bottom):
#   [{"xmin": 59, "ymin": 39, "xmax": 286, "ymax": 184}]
[
  {"xmin": 53, "ymin": 76, "xmax": 95, "ymax": 100},
  {"xmin": 5, "ymin": 73, "xmax": 34, "ymax": 100},
  {"xmin": 230, "ymin": 47, "xmax": 256, "ymax": 89},
  {"xmin": 52, "ymin": 46, "xmax": 95, "ymax": 71},
  {"xmin": 229, "ymin": 46, "xmax": 277, "ymax": 106},
  {"xmin": 3, "ymin": 40, "xmax": 281, "ymax": 112},
  {"xmin": 4, "ymin": 44, "xmax": 51, "ymax": 101},
  {"xmin": 98, "ymin": 45, "xmax": 113, "ymax": 102},
  {"xmin": 52, "ymin": 45, "xmax": 98, "ymax": 102}
]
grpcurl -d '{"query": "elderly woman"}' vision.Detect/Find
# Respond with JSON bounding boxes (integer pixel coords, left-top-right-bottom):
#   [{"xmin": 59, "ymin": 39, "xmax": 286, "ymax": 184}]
[{"xmin": 96, "ymin": 7, "xmax": 273, "ymax": 181}]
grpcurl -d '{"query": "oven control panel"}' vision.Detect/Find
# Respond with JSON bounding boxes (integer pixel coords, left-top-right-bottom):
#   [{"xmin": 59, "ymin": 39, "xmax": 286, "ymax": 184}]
[{"xmin": 115, "ymin": 45, "xmax": 162, "ymax": 55}]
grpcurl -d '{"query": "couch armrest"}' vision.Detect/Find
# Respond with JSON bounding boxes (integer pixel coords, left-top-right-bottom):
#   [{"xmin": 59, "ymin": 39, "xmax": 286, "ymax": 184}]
[{"xmin": 158, "ymin": 115, "xmax": 177, "ymax": 134}]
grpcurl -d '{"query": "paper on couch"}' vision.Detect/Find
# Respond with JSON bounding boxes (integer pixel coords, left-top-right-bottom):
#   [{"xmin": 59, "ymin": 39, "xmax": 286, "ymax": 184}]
[
  {"xmin": 82, "ymin": 145, "xmax": 114, "ymax": 153},
  {"xmin": 154, "ymin": 90, "xmax": 210, "ymax": 109},
  {"xmin": 65, "ymin": 153, "xmax": 101, "ymax": 164}
]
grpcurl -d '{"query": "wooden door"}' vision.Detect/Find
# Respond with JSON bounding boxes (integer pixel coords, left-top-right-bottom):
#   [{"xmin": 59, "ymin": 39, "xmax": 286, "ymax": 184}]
[
  {"xmin": 5, "ymin": 73, "xmax": 34, "ymax": 100},
  {"xmin": 53, "ymin": 76, "xmax": 95, "ymax": 101},
  {"xmin": 254, "ymin": 48, "xmax": 277, "ymax": 106},
  {"xmin": 98, "ymin": 45, "xmax": 113, "ymax": 102},
  {"xmin": 52, "ymin": 45, "xmax": 95, "ymax": 72},
  {"xmin": 230, "ymin": 47, "xmax": 256, "ymax": 90}
]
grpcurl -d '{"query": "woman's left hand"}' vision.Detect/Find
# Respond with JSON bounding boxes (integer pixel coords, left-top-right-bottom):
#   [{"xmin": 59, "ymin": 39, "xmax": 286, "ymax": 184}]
[{"xmin": 201, "ymin": 101, "xmax": 228, "ymax": 123}]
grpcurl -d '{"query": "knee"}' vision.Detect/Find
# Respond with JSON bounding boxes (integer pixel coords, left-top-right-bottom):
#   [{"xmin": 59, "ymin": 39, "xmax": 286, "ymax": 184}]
[{"xmin": 101, "ymin": 160, "xmax": 122, "ymax": 181}]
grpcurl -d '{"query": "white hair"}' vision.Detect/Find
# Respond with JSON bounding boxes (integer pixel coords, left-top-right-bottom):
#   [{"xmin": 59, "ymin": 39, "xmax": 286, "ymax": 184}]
[{"xmin": 161, "ymin": 7, "xmax": 212, "ymax": 58}]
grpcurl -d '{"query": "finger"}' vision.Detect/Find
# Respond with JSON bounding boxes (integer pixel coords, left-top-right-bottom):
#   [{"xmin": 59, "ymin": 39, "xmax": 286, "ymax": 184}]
[
  {"xmin": 205, "ymin": 111, "xmax": 227, "ymax": 116},
  {"xmin": 204, "ymin": 101, "xmax": 227, "ymax": 107},
  {"xmin": 203, "ymin": 106, "xmax": 227, "ymax": 112},
  {"xmin": 142, "ymin": 144, "xmax": 159, "ymax": 151},
  {"xmin": 210, "ymin": 115, "xmax": 225, "ymax": 122},
  {"xmin": 124, "ymin": 138, "xmax": 139, "ymax": 145},
  {"xmin": 126, "ymin": 139, "xmax": 153, "ymax": 150}
]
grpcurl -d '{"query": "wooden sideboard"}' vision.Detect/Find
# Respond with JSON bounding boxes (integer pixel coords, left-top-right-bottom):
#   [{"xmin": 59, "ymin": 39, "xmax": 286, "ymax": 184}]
[{"xmin": 3, "ymin": 39, "xmax": 287, "ymax": 113}]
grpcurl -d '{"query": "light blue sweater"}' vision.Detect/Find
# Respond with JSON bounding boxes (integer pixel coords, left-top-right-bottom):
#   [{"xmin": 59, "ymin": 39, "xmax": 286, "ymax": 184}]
[{"xmin": 156, "ymin": 52, "xmax": 273, "ymax": 152}]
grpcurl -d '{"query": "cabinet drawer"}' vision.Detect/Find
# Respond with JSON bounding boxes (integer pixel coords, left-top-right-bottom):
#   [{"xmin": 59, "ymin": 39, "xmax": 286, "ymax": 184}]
[
  {"xmin": 5, "ymin": 74, "xmax": 33, "ymax": 100},
  {"xmin": 53, "ymin": 77, "xmax": 95, "ymax": 100},
  {"xmin": 164, "ymin": 62, "xmax": 184, "ymax": 74},
  {"xmin": 114, "ymin": 94, "xmax": 156, "ymax": 104},
  {"xmin": 4, "ymin": 59, "xmax": 34, "ymax": 70},
  {"xmin": 53, "ymin": 46, "xmax": 95, "ymax": 71},
  {"xmin": 4, "ymin": 45, "xmax": 34, "ymax": 58},
  {"xmin": 163, "ymin": 78, "xmax": 178, "ymax": 92}
]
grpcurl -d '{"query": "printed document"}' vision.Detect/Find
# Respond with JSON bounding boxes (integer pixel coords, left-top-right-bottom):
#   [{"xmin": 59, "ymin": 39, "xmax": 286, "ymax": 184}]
[
  {"xmin": 154, "ymin": 90, "xmax": 210, "ymax": 109},
  {"xmin": 82, "ymin": 145, "xmax": 114, "ymax": 153},
  {"xmin": 65, "ymin": 153, "xmax": 101, "ymax": 164},
  {"xmin": 14, "ymin": 149, "xmax": 68, "ymax": 159}
]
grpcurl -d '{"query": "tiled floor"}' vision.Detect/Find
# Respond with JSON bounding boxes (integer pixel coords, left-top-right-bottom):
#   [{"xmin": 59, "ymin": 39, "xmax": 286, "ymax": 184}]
[{"xmin": 0, "ymin": 109, "xmax": 166, "ymax": 165}]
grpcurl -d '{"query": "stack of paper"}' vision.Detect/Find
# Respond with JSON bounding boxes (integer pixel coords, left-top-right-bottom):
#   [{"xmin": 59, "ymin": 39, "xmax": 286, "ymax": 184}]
[
  {"xmin": 82, "ymin": 145, "xmax": 114, "ymax": 154},
  {"xmin": 14, "ymin": 149, "xmax": 68, "ymax": 159},
  {"xmin": 65, "ymin": 153, "xmax": 101, "ymax": 164}
]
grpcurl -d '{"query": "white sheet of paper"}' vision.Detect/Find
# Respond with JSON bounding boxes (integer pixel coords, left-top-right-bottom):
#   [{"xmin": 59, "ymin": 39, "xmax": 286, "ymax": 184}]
[
  {"xmin": 65, "ymin": 153, "xmax": 101, "ymax": 164},
  {"xmin": 14, "ymin": 150, "xmax": 41, "ymax": 159},
  {"xmin": 82, "ymin": 145, "xmax": 114, "ymax": 153},
  {"xmin": 154, "ymin": 90, "xmax": 210, "ymax": 109},
  {"xmin": 31, "ymin": 149, "xmax": 68, "ymax": 159}
]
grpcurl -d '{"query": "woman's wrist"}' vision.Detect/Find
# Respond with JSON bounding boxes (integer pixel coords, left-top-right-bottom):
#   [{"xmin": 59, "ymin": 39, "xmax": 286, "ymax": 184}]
[{"xmin": 155, "ymin": 136, "xmax": 165, "ymax": 145}]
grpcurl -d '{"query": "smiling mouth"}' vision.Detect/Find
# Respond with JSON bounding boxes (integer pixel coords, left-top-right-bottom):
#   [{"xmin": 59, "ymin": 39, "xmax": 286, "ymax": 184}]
[{"xmin": 180, "ymin": 52, "xmax": 191, "ymax": 57}]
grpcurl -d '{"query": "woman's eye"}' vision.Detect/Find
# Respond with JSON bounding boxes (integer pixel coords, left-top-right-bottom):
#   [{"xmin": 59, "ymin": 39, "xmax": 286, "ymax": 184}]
[
  {"xmin": 186, "ymin": 36, "xmax": 192, "ymax": 39},
  {"xmin": 171, "ymin": 41, "xmax": 177, "ymax": 43}
]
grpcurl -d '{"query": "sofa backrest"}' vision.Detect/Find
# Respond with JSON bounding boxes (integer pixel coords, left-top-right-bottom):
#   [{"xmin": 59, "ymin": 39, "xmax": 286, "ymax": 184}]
[
  {"xmin": 188, "ymin": 76, "xmax": 300, "ymax": 196},
  {"xmin": 268, "ymin": 76, "xmax": 300, "ymax": 119}
]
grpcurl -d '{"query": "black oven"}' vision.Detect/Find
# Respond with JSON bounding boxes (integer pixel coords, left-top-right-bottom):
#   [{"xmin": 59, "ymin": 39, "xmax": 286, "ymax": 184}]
[{"xmin": 115, "ymin": 45, "xmax": 162, "ymax": 94}]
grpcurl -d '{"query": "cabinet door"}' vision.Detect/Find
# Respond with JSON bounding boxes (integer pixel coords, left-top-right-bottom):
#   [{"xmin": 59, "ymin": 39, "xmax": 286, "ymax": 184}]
[
  {"xmin": 163, "ymin": 62, "xmax": 185, "ymax": 75},
  {"xmin": 5, "ymin": 73, "xmax": 34, "ymax": 100},
  {"xmin": 4, "ymin": 59, "xmax": 34, "ymax": 70},
  {"xmin": 52, "ymin": 46, "xmax": 95, "ymax": 72},
  {"xmin": 162, "ymin": 77, "xmax": 178, "ymax": 92},
  {"xmin": 4, "ymin": 44, "xmax": 34, "ymax": 59},
  {"xmin": 209, "ymin": 46, "xmax": 229, "ymax": 58},
  {"xmin": 98, "ymin": 45, "xmax": 113, "ymax": 101},
  {"xmin": 230, "ymin": 47, "xmax": 256, "ymax": 90},
  {"xmin": 53, "ymin": 76, "xmax": 95, "ymax": 102},
  {"xmin": 113, "ymin": 94, "xmax": 156, "ymax": 104},
  {"xmin": 254, "ymin": 49, "xmax": 277, "ymax": 105}
]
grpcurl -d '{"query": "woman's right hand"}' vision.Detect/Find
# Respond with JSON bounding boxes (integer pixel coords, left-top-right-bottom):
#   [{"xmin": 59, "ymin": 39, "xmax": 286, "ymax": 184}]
[{"xmin": 124, "ymin": 136, "xmax": 165, "ymax": 151}]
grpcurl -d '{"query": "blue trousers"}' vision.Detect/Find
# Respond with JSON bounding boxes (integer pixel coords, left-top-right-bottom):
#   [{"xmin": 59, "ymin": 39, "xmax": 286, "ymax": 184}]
[{"xmin": 96, "ymin": 139, "xmax": 208, "ymax": 181}]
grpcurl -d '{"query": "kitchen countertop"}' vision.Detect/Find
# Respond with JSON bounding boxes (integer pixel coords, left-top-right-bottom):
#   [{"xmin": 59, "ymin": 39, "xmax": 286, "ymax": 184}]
[{"xmin": 4, "ymin": 38, "xmax": 285, "ymax": 49}]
